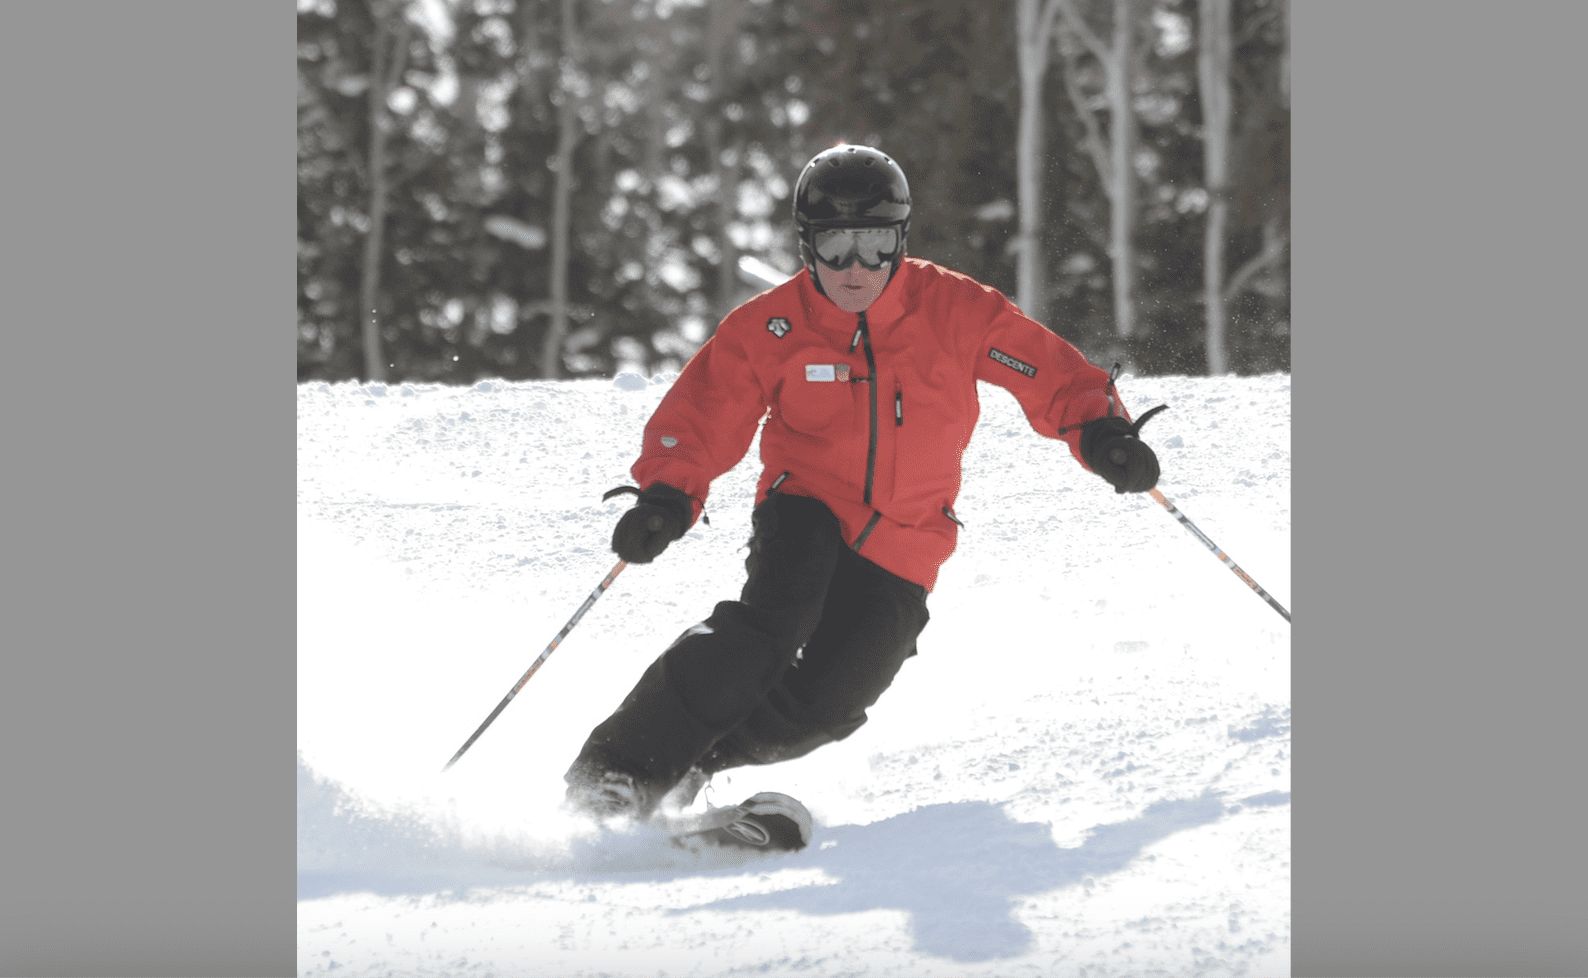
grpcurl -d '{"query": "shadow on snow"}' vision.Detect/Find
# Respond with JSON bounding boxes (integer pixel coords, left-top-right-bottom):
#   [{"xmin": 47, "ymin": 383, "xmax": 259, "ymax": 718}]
[{"xmin": 675, "ymin": 793, "xmax": 1237, "ymax": 962}]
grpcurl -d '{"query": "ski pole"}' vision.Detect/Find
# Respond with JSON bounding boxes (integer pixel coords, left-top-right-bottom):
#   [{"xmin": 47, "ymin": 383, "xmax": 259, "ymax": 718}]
[
  {"xmin": 441, "ymin": 559, "xmax": 628, "ymax": 772},
  {"xmin": 1146, "ymin": 487, "xmax": 1290, "ymax": 622}
]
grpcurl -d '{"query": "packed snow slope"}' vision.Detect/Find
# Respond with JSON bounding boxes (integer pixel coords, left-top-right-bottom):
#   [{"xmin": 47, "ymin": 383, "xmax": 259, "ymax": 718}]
[{"xmin": 297, "ymin": 370, "xmax": 1291, "ymax": 978}]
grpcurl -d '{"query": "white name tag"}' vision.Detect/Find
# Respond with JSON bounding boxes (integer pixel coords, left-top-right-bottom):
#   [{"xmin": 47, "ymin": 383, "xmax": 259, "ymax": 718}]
[{"xmin": 805, "ymin": 364, "xmax": 836, "ymax": 382}]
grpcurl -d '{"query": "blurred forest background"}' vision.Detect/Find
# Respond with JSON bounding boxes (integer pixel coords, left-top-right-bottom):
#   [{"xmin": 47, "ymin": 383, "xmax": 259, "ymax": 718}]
[{"xmin": 297, "ymin": 0, "xmax": 1288, "ymax": 383}]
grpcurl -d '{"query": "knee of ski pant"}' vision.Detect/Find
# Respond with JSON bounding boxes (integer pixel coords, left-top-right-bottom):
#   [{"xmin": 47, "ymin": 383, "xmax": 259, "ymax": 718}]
[
  {"xmin": 774, "ymin": 682, "xmax": 876, "ymax": 744},
  {"xmin": 662, "ymin": 601, "xmax": 797, "ymax": 727},
  {"xmin": 788, "ymin": 656, "xmax": 910, "ymax": 735},
  {"xmin": 781, "ymin": 568, "xmax": 928, "ymax": 723}
]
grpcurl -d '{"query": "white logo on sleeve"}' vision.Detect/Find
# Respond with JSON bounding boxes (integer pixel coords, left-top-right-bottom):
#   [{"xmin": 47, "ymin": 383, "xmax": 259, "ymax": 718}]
[{"xmin": 767, "ymin": 317, "xmax": 792, "ymax": 338}]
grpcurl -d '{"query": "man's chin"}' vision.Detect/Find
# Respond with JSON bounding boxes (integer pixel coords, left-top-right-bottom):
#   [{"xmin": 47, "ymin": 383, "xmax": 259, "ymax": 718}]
[{"xmin": 830, "ymin": 290, "xmax": 876, "ymax": 313}]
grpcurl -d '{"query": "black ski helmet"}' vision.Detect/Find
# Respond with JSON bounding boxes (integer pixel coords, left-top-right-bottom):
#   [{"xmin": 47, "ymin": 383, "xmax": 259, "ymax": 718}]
[{"xmin": 792, "ymin": 144, "xmax": 911, "ymax": 289}]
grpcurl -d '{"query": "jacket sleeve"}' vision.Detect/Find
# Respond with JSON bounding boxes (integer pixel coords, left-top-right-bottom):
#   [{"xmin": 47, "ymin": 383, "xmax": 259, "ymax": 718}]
[
  {"xmin": 967, "ymin": 287, "xmax": 1128, "ymax": 470},
  {"xmin": 630, "ymin": 317, "xmax": 768, "ymax": 524}
]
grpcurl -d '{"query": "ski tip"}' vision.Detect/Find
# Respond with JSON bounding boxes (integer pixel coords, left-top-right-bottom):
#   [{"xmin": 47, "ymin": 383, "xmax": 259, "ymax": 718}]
[
  {"xmin": 738, "ymin": 792, "xmax": 813, "ymax": 850},
  {"xmin": 661, "ymin": 791, "xmax": 814, "ymax": 854}
]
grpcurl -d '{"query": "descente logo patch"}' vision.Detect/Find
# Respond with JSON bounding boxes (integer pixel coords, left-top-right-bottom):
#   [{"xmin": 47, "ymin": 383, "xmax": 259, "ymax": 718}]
[
  {"xmin": 767, "ymin": 317, "xmax": 792, "ymax": 338},
  {"xmin": 988, "ymin": 348, "xmax": 1037, "ymax": 378}
]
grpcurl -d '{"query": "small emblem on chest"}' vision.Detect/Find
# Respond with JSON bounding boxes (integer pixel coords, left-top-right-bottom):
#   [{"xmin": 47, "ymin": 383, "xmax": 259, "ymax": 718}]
[
  {"xmin": 805, "ymin": 364, "xmax": 852, "ymax": 382},
  {"xmin": 766, "ymin": 317, "xmax": 792, "ymax": 338}
]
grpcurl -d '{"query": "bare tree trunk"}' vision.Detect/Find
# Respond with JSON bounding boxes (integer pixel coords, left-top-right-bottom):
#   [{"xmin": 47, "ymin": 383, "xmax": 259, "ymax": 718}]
[
  {"xmin": 511, "ymin": 0, "xmax": 548, "ymax": 377},
  {"xmin": 706, "ymin": 0, "xmax": 746, "ymax": 326},
  {"xmin": 1107, "ymin": 0, "xmax": 1137, "ymax": 342},
  {"xmin": 1202, "ymin": 187, "xmax": 1228, "ymax": 374},
  {"xmin": 542, "ymin": 0, "xmax": 580, "ymax": 380},
  {"xmin": 1055, "ymin": 0, "xmax": 1140, "ymax": 359},
  {"xmin": 1014, "ymin": 0, "xmax": 1062, "ymax": 322},
  {"xmin": 1278, "ymin": 0, "xmax": 1289, "ymax": 111},
  {"xmin": 358, "ymin": 3, "xmax": 412, "ymax": 383},
  {"xmin": 1199, "ymin": 0, "xmax": 1232, "ymax": 374},
  {"xmin": 705, "ymin": 111, "xmax": 738, "ymax": 320},
  {"xmin": 1224, "ymin": 215, "xmax": 1287, "ymax": 308},
  {"xmin": 1014, "ymin": 64, "xmax": 1044, "ymax": 320},
  {"xmin": 359, "ymin": 26, "xmax": 389, "ymax": 383}
]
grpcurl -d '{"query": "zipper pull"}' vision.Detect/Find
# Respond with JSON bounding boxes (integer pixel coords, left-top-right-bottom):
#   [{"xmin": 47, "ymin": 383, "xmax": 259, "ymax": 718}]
[
  {"xmin": 850, "ymin": 326, "xmax": 863, "ymax": 353},
  {"xmin": 895, "ymin": 389, "xmax": 903, "ymax": 426}
]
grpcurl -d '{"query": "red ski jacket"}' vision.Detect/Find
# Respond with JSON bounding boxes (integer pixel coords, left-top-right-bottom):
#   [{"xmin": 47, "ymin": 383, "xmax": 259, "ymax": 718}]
[{"xmin": 631, "ymin": 257, "xmax": 1129, "ymax": 591}]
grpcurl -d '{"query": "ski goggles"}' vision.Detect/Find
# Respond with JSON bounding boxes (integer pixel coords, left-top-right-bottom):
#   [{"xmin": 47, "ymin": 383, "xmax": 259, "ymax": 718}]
[{"xmin": 811, "ymin": 225, "xmax": 902, "ymax": 271}]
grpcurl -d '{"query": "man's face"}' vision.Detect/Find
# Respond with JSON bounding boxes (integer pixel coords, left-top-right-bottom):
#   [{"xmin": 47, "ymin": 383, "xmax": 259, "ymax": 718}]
[{"xmin": 816, "ymin": 261, "xmax": 891, "ymax": 313}]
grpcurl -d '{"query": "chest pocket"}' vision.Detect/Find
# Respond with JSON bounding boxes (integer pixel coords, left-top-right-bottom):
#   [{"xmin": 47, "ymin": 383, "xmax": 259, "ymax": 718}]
[
  {"xmin": 892, "ymin": 357, "xmax": 974, "ymax": 483},
  {"xmin": 775, "ymin": 359, "xmax": 862, "ymax": 437}
]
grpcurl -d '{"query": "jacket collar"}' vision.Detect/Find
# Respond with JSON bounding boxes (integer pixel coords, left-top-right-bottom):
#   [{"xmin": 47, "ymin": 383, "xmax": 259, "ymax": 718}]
[{"xmin": 794, "ymin": 259, "xmax": 913, "ymax": 332}]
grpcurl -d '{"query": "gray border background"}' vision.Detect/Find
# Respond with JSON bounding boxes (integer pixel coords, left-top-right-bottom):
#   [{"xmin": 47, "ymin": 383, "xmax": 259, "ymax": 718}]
[
  {"xmin": 0, "ymin": 4, "xmax": 295, "ymax": 977},
  {"xmin": 2, "ymin": 2, "xmax": 1585, "ymax": 977},
  {"xmin": 1293, "ymin": 1, "xmax": 1586, "ymax": 976}
]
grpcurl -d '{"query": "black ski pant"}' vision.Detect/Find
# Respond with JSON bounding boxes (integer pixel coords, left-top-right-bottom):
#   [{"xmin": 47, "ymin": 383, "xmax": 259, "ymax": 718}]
[{"xmin": 567, "ymin": 493, "xmax": 930, "ymax": 812}]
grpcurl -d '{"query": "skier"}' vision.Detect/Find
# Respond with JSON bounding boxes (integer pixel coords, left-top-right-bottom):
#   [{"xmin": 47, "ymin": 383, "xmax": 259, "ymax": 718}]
[{"xmin": 564, "ymin": 144, "xmax": 1161, "ymax": 846}]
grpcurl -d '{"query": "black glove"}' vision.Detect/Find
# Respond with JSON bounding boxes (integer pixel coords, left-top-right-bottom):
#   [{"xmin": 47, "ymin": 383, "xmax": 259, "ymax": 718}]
[
  {"xmin": 606, "ymin": 482, "xmax": 692, "ymax": 563},
  {"xmin": 1079, "ymin": 405, "xmax": 1167, "ymax": 494}
]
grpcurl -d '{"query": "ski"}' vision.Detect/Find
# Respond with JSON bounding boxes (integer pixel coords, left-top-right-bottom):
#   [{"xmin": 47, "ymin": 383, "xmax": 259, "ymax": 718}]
[{"xmin": 658, "ymin": 791, "xmax": 813, "ymax": 854}]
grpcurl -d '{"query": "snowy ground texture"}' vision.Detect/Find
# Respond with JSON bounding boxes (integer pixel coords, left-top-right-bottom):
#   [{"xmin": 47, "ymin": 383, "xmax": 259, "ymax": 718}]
[{"xmin": 297, "ymin": 370, "xmax": 1291, "ymax": 978}]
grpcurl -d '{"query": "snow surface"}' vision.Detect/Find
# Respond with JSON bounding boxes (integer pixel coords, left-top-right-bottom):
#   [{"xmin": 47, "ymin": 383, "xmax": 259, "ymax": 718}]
[{"xmin": 297, "ymin": 370, "xmax": 1291, "ymax": 977}]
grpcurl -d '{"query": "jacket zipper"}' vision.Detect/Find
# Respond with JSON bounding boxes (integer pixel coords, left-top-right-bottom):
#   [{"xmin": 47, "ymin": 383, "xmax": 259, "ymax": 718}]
[
  {"xmin": 852, "ymin": 510, "xmax": 882, "ymax": 552},
  {"xmin": 855, "ymin": 311, "xmax": 879, "ymax": 505}
]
